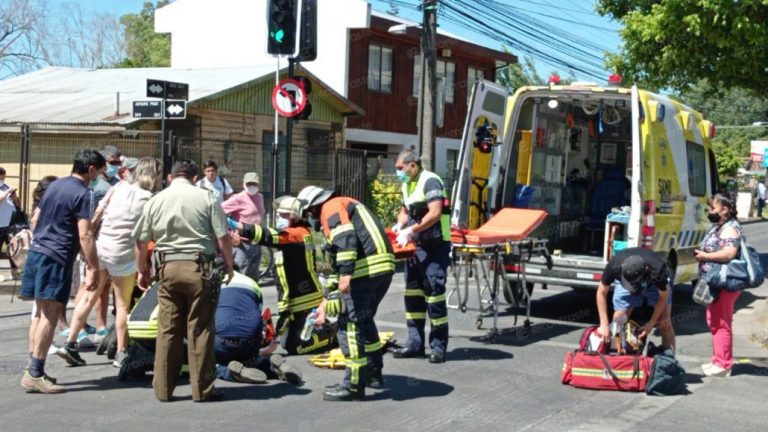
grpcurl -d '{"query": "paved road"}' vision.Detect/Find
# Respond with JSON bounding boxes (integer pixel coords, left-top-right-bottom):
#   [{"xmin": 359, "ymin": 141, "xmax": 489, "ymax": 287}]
[{"xmin": 1, "ymin": 224, "xmax": 768, "ymax": 431}]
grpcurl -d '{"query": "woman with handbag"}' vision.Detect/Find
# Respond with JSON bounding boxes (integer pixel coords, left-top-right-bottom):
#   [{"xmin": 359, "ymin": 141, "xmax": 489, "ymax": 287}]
[{"xmin": 694, "ymin": 192, "xmax": 743, "ymax": 377}]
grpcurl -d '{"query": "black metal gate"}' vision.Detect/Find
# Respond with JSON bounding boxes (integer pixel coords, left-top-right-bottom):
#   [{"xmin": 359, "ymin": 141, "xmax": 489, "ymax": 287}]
[{"xmin": 332, "ymin": 148, "xmax": 368, "ymax": 202}]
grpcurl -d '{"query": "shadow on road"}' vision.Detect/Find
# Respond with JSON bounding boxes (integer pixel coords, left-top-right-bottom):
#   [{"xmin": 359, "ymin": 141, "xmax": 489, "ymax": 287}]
[
  {"xmin": 373, "ymin": 374, "xmax": 453, "ymax": 401},
  {"xmin": 447, "ymin": 347, "xmax": 513, "ymax": 361}
]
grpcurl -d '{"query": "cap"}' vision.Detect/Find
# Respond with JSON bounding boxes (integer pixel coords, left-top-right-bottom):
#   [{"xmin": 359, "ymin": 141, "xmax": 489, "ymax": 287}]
[
  {"xmin": 124, "ymin": 157, "xmax": 139, "ymax": 170},
  {"xmin": 243, "ymin": 172, "xmax": 260, "ymax": 184},
  {"xmin": 620, "ymin": 255, "xmax": 648, "ymax": 293}
]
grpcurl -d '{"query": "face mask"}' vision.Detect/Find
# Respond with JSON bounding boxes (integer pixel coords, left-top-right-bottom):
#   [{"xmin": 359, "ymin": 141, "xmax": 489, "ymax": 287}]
[
  {"xmin": 105, "ymin": 164, "xmax": 120, "ymax": 178},
  {"xmin": 0, "ymin": 180, "xmax": 5, "ymax": 187},
  {"xmin": 396, "ymin": 169, "xmax": 410, "ymax": 183},
  {"xmin": 246, "ymin": 186, "xmax": 259, "ymax": 195},
  {"xmin": 276, "ymin": 216, "xmax": 290, "ymax": 230},
  {"xmin": 707, "ymin": 211, "xmax": 721, "ymax": 223},
  {"xmin": 89, "ymin": 176, "xmax": 99, "ymax": 188}
]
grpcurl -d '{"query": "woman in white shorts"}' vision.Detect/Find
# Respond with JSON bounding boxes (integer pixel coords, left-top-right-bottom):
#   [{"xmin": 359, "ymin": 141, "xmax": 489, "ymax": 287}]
[{"xmin": 58, "ymin": 158, "xmax": 160, "ymax": 368}]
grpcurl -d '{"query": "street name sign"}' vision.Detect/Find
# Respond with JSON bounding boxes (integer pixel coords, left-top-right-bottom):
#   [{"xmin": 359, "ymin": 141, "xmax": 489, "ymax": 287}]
[{"xmin": 146, "ymin": 79, "xmax": 189, "ymax": 100}]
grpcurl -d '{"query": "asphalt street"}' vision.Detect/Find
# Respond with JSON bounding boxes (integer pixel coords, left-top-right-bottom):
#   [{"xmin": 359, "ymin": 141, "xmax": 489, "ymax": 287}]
[{"xmin": 1, "ymin": 224, "xmax": 768, "ymax": 431}]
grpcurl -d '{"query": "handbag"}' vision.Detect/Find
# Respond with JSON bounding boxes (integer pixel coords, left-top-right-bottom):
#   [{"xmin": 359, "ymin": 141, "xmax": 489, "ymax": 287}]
[
  {"xmin": 692, "ymin": 278, "xmax": 715, "ymax": 305},
  {"xmin": 703, "ymin": 235, "xmax": 764, "ymax": 292}
]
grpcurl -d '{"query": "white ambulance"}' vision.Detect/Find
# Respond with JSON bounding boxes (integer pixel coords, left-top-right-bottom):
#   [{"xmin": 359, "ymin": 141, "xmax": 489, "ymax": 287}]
[{"xmin": 451, "ymin": 79, "xmax": 719, "ymax": 294}]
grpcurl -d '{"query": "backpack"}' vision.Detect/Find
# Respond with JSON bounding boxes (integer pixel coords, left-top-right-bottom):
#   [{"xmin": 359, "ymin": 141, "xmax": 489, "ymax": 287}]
[
  {"xmin": 644, "ymin": 343, "xmax": 686, "ymax": 396},
  {"xmin": 7, "ymin": 228, "xmax": 33, "ymax": 269}
]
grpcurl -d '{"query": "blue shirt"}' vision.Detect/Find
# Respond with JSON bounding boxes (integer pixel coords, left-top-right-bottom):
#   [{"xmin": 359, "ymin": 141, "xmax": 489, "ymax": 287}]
[
  {"xmin": 215, "ymin": 286, "xmax": 262, "ymax": 339},
  {"xmin": 31, "ymin": 176, "xmax": 91, "ymax": 265}
]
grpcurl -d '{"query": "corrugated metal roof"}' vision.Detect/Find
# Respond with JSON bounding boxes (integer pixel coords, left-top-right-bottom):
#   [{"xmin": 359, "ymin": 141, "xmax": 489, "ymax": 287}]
[{"xmin": 0, "ymin": 66, "xmax": 361, "ymax": 126}]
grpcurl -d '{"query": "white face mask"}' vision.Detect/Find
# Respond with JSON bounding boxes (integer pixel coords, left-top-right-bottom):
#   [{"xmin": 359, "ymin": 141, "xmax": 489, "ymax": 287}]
[
  {"xmin": 0, "ymin": 180, "xmax": 5, "ymax": 187},
  {"xmin": 246, "ymin": 186, "xmax": 259, "ymax": 195},
  {"xmin": 276, "ymin": 216, "xmax": 290, "ymax": 229}
]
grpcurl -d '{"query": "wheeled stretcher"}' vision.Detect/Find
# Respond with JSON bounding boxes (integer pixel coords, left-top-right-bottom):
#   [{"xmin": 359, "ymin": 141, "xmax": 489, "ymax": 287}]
[{"xmin": 449, "ymin": 208, "xmax": 550, "ymax": 342}]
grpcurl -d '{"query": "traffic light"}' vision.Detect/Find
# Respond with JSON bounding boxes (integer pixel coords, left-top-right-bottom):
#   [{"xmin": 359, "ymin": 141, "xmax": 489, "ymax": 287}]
[
  {"xmin": 293, "ymin": 0, "xmax": 317, "ymax": 62},
  {"xmin": 267, "ymin": 0, "xmax": 298, "ymax": 56},
  {"xmin": 296, "ymin": 76, "xmax": 312, "ymax": 120}
]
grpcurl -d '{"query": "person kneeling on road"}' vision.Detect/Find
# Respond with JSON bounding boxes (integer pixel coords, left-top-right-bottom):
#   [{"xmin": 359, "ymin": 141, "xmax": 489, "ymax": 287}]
[
  {"xmin": 596, "ymin": 247, "xmax": 675, "ymax": 351},
  {"xmin": 214, "ymin": 271, "xmax": 302, "ymax": 385}
]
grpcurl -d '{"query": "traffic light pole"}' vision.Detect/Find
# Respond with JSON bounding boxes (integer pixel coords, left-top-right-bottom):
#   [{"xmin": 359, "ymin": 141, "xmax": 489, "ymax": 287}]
[
  {"xmin": 419, "ymin": 0, "xmax": 437, "ymax": 171},
  {"xmin": 271, "ymin": 56, "xmax": 280, "ymax": 225},
  {"xmin": 285, "ymin": 58, "xmax": 295, "ymax": 195}
]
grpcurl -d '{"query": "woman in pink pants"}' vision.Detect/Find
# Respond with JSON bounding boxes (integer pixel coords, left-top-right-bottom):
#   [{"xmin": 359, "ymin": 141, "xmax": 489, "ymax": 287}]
[{"xmin": 694, "ymin": 193, "xmax": 742, "ymax": 377}]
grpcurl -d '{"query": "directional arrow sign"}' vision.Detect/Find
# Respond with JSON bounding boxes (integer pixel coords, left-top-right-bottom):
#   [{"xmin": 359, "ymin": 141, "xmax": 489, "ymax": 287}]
[
  {"xmin": 146, "ymin": 79, "xmax": 189, "ymax": 101},
  {"xmin": 132, "ymin": 100, "xmax": 163, "ymax": 118},
  {"xmin": 165, "ymin": 100, "xmax": 187, "ymax": 119},
  {"xmin": 271, "ymin": 78, "xmax": 307, "ymax": 118}
]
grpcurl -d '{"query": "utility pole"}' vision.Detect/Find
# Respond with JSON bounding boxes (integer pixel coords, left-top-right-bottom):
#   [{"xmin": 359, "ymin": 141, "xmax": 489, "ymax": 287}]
[{"xmin": 418, "ymin": 0, "xmax": 438, "ymax": 171}]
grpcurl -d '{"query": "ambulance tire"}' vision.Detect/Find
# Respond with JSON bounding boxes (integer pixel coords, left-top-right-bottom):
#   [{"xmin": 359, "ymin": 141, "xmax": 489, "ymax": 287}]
[{"xmin": 503, "ymin": 281, "xmax": 534, "ymax": 306}]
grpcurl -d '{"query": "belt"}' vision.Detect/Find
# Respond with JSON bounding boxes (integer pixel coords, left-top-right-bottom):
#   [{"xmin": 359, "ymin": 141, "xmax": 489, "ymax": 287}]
[{"xmin": 159, "ymin": 251, "xmax": 213, "ymax": 263}]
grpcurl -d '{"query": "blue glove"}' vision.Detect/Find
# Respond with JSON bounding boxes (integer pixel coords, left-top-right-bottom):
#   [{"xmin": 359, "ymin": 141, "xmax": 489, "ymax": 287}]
[{"xmin": 227, "ymin": 216, "xmax": 239, "ymax": 230}]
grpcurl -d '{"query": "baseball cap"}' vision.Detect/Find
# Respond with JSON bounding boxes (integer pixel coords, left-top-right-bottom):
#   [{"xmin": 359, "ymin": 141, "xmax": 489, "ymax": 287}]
[
  {"xmin": 620, "ymin": 255, "xmax": 649, "ymax": 293},
  {"xmin": 124, "ymin": 157, "xmax": 139, "ymax": 170},
  {"xmin": 243, "ymin": 172, "xmax": 260, "ymax": 184}
]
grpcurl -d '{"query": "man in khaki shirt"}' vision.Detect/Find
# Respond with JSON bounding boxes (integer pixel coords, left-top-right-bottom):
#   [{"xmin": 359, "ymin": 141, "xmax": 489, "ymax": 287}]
[{"xmin": 134, "ymin": 159, "xmax": 234, "ymax": 402}]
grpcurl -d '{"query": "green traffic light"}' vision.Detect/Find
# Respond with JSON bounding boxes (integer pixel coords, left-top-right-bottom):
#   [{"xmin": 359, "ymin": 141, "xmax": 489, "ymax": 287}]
[{"xmin": 271, "ymin": 29, "xmax": 285, "ymax": 43}]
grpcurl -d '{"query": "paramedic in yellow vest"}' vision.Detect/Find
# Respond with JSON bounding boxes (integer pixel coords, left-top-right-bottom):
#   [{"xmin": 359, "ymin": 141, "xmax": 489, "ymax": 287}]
[{"xmin": 392, "ymin": 149, "xmax": 451, "ymax": 364}]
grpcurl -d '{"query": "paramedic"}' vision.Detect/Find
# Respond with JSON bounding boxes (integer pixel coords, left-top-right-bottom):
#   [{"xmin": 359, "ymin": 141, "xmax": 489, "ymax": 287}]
[
  {"xmin": 391, "ymin": 149, "xmax": 451, "ymax": 364},
  {"xmin": 237, "ymin": 195, "xmax": 336, "ymax": 355},
  {"xmin": 298, "ymin": 185, "xmax": 394, "ymax": 402},
  {"xmin": 596, "ymin": 247, "xmax": 675, "ymax": 351},
  {"xmin": 134, "ymin": 159, "xmax": 234, "ymax": 402}
]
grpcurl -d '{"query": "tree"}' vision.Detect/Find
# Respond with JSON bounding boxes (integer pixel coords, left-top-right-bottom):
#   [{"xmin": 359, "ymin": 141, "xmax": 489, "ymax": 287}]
[
  {"xmin": 119, "ymin": 1, "xmax": 170, "ymax": 68},
  {"xmin": 496, "ymin": 54, "xmax": 575, "ymax": 93},
  {"xmin": 0, "ymin": 0, "xmax": 49, "ymax": 77},
  {"xmin": 597, "ymin": 0, "xmax": 768, "ymax": 95}
]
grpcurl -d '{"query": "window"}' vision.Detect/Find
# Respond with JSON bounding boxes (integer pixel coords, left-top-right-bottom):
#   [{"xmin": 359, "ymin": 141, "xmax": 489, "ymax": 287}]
[
  {"xmin": 412, "ymin": 54, "xmax": 455, "ymax": 103},
  {"xmin": 445, "ymin": 149, "xmax": 459, "ymax": 185},
  {"xmin": 368, "ymin": 44, "xmax": 393, "ymax": 92},
  {"xmin": 686, "ymin": 141, "xmax": 706, "ymax": 197},
  {"xmin": 467, "ymin": 67, "xmax": 485, "ymax": 103}
]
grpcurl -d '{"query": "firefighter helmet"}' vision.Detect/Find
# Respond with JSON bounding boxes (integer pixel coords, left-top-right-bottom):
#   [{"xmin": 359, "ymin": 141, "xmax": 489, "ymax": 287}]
[
  {"xmin": 275, "ymin": 195, "xmax": 303, "ymax": 219},
  {"xmin": 297, "ymin": 185, "xmax": 334, "ymax": 209}
]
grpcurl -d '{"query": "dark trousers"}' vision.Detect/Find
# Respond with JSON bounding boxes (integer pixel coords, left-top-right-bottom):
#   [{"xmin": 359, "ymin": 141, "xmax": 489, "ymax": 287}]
[
  {"xmin": 758, "ymin": 198, "xmax": 765, "ymax": 217},
  {"xmin": 338, "ymin": 272, "xmax": 392, "ymax": 390},
  {"xmin": 154, "ymin": 261, "xmax": 217, "ymax": 402},
  {"xmin": 404, "ymin": 241, "xmax": 450, "ymax": 354}
]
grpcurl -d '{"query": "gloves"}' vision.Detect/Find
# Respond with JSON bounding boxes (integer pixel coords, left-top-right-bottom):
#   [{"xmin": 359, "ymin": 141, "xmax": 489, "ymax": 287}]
[
  {"xmin": 325, "ymin": 291, "xmax": 344, "ymax": 317},
  {"xmin": 396, "ymin": 227, "xmax": 413, "ymax": 247},
  {"xmin": 226, "ymin": 216, "xmax": 239, "ymax": 230},
  {"xmin": 391, "ymin": 223, "xmax": 402, "ymax": 233}
]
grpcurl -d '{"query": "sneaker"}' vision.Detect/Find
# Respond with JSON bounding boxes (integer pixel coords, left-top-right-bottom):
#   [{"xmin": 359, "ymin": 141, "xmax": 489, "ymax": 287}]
[
  {"xmin": 93, "ymin": 328, "xmax": 109, "ymax": 344},
  {"xmin": 23, "ymin": 368, "xmax": 57, "ymax": 385},
  {"xmin": 58, "ymin": 328, "xmax": 71, "ymax": 338},
  {"xmin": 84, "ymin": 324, "xmax": 97, "ymax": 334},
  {"xmin": 703, "ymin": 365, "xmax": 732, "ymax": 377},
  {"xmin": 113, "ymin": 350, "xmax": 128, "ymax": 368},
  {"xmin": 76, "ymin": 331, "xmax": 95, "ymax": 349},
  {"xmin": 701, "ymin": 363, "xmax": 715, "ymax": 373},
  {"xmin": 227, "ymin": 361, "xmax": 267, "ymax": 384},
  {"xmin": 20, "ymin": 370, "xmax": 65, "ymax": 394},
  {"xmin": 270, "ymin": 354, "xmax": 303, "ymax": 385},
  {"xmin": 56, "ymin": 344, "xmax": 87, "ymax": 366}
]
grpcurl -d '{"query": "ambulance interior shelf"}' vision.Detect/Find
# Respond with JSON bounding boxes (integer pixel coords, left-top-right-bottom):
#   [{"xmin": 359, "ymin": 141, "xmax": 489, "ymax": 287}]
[{"xmin": 449, "ymin": 207, "xmax": 551, "ymax": 341}]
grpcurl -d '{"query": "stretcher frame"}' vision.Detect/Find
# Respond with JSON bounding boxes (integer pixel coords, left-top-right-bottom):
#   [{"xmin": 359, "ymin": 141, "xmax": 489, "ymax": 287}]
[{"xmin": 449, "ymin": 238, "xmax": 549, "ymax": 342}]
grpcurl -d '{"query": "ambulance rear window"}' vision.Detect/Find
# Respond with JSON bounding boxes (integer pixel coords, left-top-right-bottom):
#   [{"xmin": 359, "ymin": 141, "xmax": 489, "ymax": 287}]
[
  {"xmin": 481, "ymin": 91, "xmax": 506, "ymax": 116},
  {"xmin": 686, "ymin": 141, "xmax": 706, "ymax": 197}
]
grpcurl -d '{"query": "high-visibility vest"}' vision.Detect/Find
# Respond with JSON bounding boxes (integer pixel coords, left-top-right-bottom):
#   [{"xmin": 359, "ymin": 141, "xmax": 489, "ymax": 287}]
[{"xmin": 402, "ymin": 170, "xmax": 451, "ymax": 242}]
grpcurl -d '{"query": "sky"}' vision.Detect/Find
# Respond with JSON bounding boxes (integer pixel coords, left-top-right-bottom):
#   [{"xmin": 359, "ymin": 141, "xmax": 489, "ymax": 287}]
[{"xmin": 51, "ymin": 0, "xmax": 623, "ymax": 82}]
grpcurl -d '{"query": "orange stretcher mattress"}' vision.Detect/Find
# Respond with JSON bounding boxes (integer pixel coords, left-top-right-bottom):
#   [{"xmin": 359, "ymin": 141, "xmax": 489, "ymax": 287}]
[
  {"xmin": 384, "ymin": 228, "xmax": 416, "ymax": 259},
  {"xmin": 456, "ymin": 208, "xmax": 548, "ymax": 245}
]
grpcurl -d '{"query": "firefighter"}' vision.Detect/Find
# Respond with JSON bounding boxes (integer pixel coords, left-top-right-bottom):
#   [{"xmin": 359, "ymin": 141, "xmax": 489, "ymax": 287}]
[
  {"xmin": 297, "ymin": 185, "xmax": 394, "ymax": 402},
  {"xmin": 236, "ymin": 195, "xmax": 336, "ymax": 355},
  {"xmin": 392, "ymin": 149, "xmax": 451, "ymax": 364}
]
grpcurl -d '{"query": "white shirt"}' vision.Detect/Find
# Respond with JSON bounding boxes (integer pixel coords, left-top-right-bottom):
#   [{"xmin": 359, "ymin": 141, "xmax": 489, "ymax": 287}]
[
  {"xmin": 0, "ymin": 183, "xmax": 15, "ymax": 228},
  {"xmin": 96, "ymin": 182, "xmax": 153, "ymax": 265},
  {"xmin": 758, "ymin": 182, "xmax": 767, "ymax": 200},
  {"xmin": 195, "ymin": 176, "xmax": 233, "ymax": 204}
]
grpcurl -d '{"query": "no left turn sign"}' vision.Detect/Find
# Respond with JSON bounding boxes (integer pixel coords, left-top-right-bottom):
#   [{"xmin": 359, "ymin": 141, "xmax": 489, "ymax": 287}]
[{"xmin": 272, "ymin": 78, "xmax": 308, "ymax": 118}]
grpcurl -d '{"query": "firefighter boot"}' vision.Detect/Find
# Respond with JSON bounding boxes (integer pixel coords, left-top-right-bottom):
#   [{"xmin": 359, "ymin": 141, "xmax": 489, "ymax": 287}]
[{"xmin": 323, "ymin": 384, "xmax": 365, "ymax": 401}]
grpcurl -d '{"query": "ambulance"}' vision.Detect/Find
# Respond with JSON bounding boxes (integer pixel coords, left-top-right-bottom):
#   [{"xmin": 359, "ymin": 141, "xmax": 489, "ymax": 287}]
[{"xmin": 451, "ymin": 79, "xmax": 719, "ymax": 295}]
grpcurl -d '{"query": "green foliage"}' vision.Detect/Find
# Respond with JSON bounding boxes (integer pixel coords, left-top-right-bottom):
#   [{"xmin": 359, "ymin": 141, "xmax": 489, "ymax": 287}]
[
  {"xmin": 368, "ymin": 171, "xmax": 402, "ymax": 228},
  {"xmin": 712, "ymin": 140, "xmax": 743, "ymax": 179},
  {"xmin": 118, "ymin": 1, "xmax": 170, "ymax": 68},
  {"xmin": 597, "ymin": 0, "xmax": 768, "ymax": 95},
  {"xmin": 496, "ymin": 54, "xmax": 575, "ymax": 93}
]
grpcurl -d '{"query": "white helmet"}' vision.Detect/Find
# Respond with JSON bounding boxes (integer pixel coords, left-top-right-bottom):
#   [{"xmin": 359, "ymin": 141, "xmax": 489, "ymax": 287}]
[
  {"xmin": 275, "ymin": 195, "xmax": 303, "ymax": 220},
  {"xmin": 297, "ymin": 185, "xmax": 334, "ymax": 209}
]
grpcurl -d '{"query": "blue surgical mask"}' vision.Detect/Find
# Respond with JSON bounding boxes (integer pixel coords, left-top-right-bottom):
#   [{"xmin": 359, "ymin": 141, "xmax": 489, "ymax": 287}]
[
  {"xmin": 105, "ymin": 164, "xmax": 120, "ymax": 178},
  {"xmin": 396, "ymin": 169, "xmax": 409, "ymax": 183},
  {"xmin": 276, "ymin": 216, "xmax": 290, "ymax": 230}
]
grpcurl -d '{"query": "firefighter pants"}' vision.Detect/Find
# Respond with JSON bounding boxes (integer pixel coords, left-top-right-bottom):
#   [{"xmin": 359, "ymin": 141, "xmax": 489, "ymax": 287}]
[
  {"xmin": 338, "ymin": 272, "xmax": 392, "ymax": 390},
  {"xmin": 404, "ymin": 241, "xmax": 450, "ymax": 354},
  {"xmin": 154, "ymin": 261, "xmax": 217, "ymax": 402}
]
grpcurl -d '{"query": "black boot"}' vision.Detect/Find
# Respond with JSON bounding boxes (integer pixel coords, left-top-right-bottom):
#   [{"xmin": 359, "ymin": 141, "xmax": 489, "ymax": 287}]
[
  {"xmin": 323, "ymin": 384, "xmax": 365, "ymax": 401},
  {"xmin": 367, "ymin": 368, "xmax": 384, "ymax": 389},
  {"xmin": 392, "ymin": 347, "xmax": 425, "ymax": 358}
]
